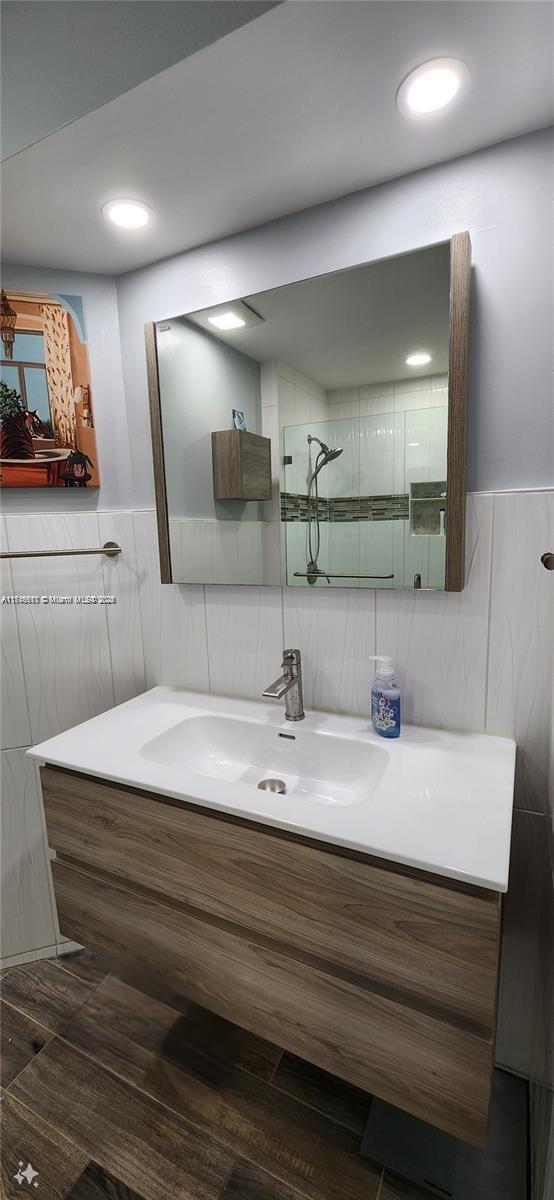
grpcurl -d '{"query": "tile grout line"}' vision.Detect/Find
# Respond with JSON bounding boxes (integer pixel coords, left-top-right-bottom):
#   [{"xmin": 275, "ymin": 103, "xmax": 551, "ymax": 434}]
[
  {"xmin": 0, "ymin": 1000, "xmax": 56, "ymax": 1086},
  {"xmin": 267, "ymin": 1049, "xmax": 284, "ymax": 1086},
  {"xmin": 202, "ymin": 583, "xmax": 213, "ymax": 694},
  {"xmin": 96, "ymin": 511, "xmax": 117, "ymax": 713},
  {"xmin": 54, "ymin": 957, "xmax": 106, "ymax": 987},
  {"xmin": 1, "ymin": 963, "xmax": 107, "ymax": 1044},
  {"xmin": 131, "ymin": 512, "xmax": 150, "ymax": 691},
  {"xmin": 482, "ymin": 492, "xmax": 496, "ymax": 733},
  {"xmin": 2, "ymin": 1082, "xmax": 91, "ymax": 1162},
  {"xmin": 216, "ymin": 1158, "xmax": 239, "ymax": 1200}
]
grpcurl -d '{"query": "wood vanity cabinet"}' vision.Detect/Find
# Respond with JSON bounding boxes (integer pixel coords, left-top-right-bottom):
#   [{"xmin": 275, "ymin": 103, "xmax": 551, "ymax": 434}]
[{"xmin": 41, "ymin": 765, "xmax": 502, "ymax": 1148}]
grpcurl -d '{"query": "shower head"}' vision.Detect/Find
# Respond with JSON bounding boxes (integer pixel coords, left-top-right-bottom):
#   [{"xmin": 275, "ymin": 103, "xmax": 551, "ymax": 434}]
[
  {"xmin": 323, "ymin": 446, "xmax": 343, "ymax": 464},
  {"xmin": 307, "ymin": 434, "xmax": 343, "ymax": 468}
]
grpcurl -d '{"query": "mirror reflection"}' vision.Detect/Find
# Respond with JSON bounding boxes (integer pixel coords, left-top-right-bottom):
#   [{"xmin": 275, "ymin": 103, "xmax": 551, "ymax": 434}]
[{"xmin": 153, "ymin": 241, "xmax": 452, "ymax": 589}]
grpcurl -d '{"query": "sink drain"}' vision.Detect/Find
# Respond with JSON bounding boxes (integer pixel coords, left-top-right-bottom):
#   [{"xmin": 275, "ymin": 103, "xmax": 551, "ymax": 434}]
[{"xmin": 257, "ymin": 777, "xmax": 287, "ymax": 794}]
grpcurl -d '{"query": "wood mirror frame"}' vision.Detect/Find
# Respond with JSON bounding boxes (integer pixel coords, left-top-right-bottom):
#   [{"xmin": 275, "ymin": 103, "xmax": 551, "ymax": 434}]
[{"xmin": 146, "ymin": 231, "xmax": 471, "ymax": 590}]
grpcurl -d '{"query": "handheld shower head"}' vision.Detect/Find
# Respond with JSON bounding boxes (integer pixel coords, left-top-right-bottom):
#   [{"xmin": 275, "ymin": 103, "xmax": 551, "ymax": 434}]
[
  {"xmin": 323, "ymin": 446, "xmax": 343, "ymax": 464},
  {"xmin": 304, "ymin": 433, "xmax": 344, "ymax": 583},
  {"xmin": 307, "ymin": 434, "xmax": 343, "ymax": 467}
]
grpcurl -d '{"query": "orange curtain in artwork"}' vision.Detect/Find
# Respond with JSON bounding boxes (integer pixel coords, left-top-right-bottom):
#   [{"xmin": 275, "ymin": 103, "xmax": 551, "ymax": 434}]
[{"xmin": 40, "ymin": 302, "xmax": 75, "ymax": 447}]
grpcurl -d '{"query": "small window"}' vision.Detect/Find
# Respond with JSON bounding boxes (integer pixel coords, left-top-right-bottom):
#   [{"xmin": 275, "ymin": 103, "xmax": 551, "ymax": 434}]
[{"xmin": 1, "ymin": 331, "xmax": 52, "ymax": 435}]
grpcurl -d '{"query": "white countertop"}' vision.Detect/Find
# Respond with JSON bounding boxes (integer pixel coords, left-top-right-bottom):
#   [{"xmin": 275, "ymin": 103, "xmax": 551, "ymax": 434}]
[{"xmin": 29, "ymin": 687, "xmax": 516, "ymax": 892}]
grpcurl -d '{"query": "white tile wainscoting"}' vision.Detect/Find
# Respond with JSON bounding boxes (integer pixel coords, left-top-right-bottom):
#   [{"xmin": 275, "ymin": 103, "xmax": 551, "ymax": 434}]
[
  {"xmin": 1, "ymin": 489, "xmax": 552, "ymax": 1090},
  {"xmin": 0, "ymin": 510, "xmax": 147, "ymax": 962}
]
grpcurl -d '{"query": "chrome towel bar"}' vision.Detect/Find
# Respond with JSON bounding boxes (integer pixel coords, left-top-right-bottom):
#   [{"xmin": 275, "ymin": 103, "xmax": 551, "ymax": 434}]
[{"xmin": 0, "ymin": 541, "xmax": 121, "ymax": 560}]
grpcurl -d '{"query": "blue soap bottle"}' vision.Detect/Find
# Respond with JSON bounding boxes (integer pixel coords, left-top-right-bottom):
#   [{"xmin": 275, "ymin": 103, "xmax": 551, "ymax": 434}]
[{"xmin": 369, "ymin": 656, "xmax": 401, "ymax": 738}]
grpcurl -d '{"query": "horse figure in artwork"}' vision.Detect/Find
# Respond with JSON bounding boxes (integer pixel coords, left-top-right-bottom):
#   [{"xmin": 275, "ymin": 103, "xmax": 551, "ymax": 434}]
[{"xmin": 0, "ymin": 409, "xmax": 46, "ymax": 460}]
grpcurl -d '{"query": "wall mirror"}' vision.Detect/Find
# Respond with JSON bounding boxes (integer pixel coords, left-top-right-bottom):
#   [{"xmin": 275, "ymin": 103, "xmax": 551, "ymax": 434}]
[{"xmin": 146, "ymin": 233, "xmax": 470, "ymax": 590}]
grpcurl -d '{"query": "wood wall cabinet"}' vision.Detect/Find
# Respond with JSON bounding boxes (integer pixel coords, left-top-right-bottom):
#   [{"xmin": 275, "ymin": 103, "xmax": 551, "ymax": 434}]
[
  {"xmin": 41, "ymin": 765, "xmax": 502, "ymax": 1149},
  {"xmin": 211, "ymin": 429, "xmax": 271, "ymax": 501}
]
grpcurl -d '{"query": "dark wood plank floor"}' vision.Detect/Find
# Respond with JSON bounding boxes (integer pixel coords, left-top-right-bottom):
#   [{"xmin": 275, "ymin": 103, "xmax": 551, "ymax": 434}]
[{"xmin": 1, "ymin": 951, "xmax": 434, "ymax": 1200}]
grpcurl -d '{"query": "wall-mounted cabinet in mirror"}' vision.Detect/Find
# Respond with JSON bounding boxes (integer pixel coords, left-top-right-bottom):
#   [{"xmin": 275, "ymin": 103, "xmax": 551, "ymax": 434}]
[{"xmin": 146, "ymin": 233, "xmax": 470, "ymax": 590}]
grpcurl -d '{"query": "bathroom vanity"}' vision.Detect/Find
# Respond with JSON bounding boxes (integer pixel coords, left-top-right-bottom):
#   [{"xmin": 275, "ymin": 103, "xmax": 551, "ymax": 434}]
[{"xmin": 30, "ymin": 688, "xmax": 515, "ymax": 1150}]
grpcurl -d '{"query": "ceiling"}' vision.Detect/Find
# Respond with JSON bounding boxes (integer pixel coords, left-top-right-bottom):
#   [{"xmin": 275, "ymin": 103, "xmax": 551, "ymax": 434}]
[
  {"xmin": 181, "ymin": 242, "xmax": 451, "ymax": 388},
  {"xmin": 2, "ymin": 1, "xmax": 553, "ymax": 276},
  {"xmin": 1, "ymin": 1, "xmax": 278, "ymax": 159}
]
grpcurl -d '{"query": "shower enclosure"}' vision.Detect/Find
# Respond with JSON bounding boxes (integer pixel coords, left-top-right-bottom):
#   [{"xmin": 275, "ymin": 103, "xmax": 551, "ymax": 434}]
[{"xmin": 282, "ymin": 405, "xmax": 448, "ymax": 589}]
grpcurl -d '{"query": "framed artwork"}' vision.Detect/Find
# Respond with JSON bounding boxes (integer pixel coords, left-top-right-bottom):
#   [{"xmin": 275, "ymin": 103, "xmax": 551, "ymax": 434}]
[
  {"xmin": 0, "ymin": 290, "xmax": 100, "ymax": 488},
  {"xmin": 232, "ymin": 408, "xmax": 246, "ymax": 430}
]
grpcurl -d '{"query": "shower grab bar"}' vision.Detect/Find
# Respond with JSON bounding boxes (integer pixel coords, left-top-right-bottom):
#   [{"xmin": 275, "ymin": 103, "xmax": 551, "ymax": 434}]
[
  {"xmin": 293, "ymin": 571, "xmax": 394, "ymax": 579},
  {"xmin": 0, "ymin": 542, "xmax": 121, "ymax": 560}
]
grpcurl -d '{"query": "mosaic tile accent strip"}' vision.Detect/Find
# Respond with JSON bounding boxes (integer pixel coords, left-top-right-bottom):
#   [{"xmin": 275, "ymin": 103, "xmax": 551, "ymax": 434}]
[{"xmin": 281, "ymin": 492, "xmax": 409, "ymax": 522}]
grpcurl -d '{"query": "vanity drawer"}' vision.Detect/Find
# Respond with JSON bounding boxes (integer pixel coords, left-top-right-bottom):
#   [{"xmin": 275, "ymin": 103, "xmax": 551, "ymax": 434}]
[
  {"xmin": 42, "ymin": 766, "xmax": 501, "ymax": 1035},
  {"xmin": 51, "ymin": 857, "xmax": 493, "ymax": 1147}
]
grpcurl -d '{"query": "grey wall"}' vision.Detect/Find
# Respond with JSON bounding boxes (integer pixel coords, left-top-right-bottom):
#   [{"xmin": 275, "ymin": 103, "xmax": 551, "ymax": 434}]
[
  {"xmin": 116, "ymin": 127, "xmax": 553, "ymax": 504},
  {"xmin": 157, "ymin": 317, "xmax": 262, "ymax": 520},
  {"xmin": 0, "ymin": 264, "xmax": 133, "ymax": 513}
]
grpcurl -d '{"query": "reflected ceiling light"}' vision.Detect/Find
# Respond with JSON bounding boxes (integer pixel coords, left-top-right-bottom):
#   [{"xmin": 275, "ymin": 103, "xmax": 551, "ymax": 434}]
[
  {"xmin": 406, "ymin": 352, "xmax": 432, "ymax": 367},
  {"xmin": 397, "ymin": 58, "xmax": 470, "ymax": 117},
  {"xmin": 208, "ymin": 312, "xmax": 246, "ymax": 331},
  {"xmin": 191, "ymin": 300, "xmax": 264, "ymax": 334},
  {"xmin": 102, "ymin": 199, "xmax": 152, "ymax": 228}
]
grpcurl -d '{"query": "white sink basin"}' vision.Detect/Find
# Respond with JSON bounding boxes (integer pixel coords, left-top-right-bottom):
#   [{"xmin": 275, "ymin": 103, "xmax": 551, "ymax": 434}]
[
  {"xmin": 142, "ymin": 713, "xmax": 389, "ymax": 806},
  {"xmin": 28, "ymin": 687, "xmax": 516, "ymax": 891}
]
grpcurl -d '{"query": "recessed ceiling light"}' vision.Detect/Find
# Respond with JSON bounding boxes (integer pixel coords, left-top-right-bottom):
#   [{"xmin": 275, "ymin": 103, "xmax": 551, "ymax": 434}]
[
  {"xmin": 406, "ymin": 352, "xmax": 432, "ymax": 367},
  {"xmin": 397, "ymin": 58, "xmax": 470, "ymax": 117},
  {"xmin": 208, "ymin": 312, "xmax": 246, "ymax": 331},
  {"xmin": 102, "ymin": 199, "xmax": 152, "ymax": 229}
]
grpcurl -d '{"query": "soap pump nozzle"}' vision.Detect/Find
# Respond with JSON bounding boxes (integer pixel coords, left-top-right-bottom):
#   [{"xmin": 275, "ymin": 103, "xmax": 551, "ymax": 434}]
[{"xmin": 368, "ymin": 655, "xmax": 396, "ymax": 680}]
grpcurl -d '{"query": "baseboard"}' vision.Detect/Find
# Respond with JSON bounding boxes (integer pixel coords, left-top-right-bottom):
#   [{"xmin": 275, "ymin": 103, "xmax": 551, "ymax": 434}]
[
  {"xmin": 1, "ymin": 943, "xmax": 59, "ymax": 969},
  {"xmin": 1, "ymin": 938, "xmax": 83, "ymax": 970}
]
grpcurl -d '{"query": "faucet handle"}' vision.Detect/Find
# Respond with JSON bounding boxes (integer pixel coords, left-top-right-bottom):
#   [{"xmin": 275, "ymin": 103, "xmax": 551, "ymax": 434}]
[{"xmin": 282, "ymin": 648, "xmax": 301, "ymax": 667}]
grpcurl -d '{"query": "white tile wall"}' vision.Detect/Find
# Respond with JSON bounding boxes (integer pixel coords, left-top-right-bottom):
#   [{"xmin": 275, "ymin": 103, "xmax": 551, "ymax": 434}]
[
  {"xmin": 283, "ymin": 586, "xmax": 376, "ymax": 715},
  {"xmin": 375, "ymin": 494, "xmax": 493, "ymax": 731},
  {"xmin": 133, "ymin": 511, "xmax": 210, "ymax": 692},
  {"xmin": 168, "ymin": 517, "xmax": 280, "ymax": 586},
  {"xmin": 277, "ymin": 361, "xmax": 327, "ymax": 428},
  {"xmin": 99, "ymin": 511, "xmax": 146, "ymax": 705},
  {"xmin": 5, "ymin": 513, "xmax": 115, "ymax": 743},
  {"xmin": 280, "ymin": 378, "xmax": 449, "ymax": 590},
  {"xmin": 486, "ymin": 491, "xmax": 554, "ymax": 813},
  {"xmin": 0, "ymin": 749, "xmax": 57, "ymax": 958},
  {"xmin": 1, "ymin": 518, "xmax": 31, "ymax": 749},
  {"xmin": 205, "ymin": 585, "xmax": 283, "ymax": 699},
  {"xmin": 0, "ymin": 509, "xmax": 148, "ymax": 965}
]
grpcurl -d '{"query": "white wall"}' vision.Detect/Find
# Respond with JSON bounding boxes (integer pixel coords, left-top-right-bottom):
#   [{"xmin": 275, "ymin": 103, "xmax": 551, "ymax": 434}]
[{"xmin": 157, "ymin": 316, "xmax": 262, "ymax": 520}]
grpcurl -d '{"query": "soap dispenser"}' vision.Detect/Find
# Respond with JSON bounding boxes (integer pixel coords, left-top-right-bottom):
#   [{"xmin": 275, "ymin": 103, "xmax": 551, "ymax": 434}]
[{"xmin": 369, "ymin": 656, "xmax": 401, "ymax": 738}]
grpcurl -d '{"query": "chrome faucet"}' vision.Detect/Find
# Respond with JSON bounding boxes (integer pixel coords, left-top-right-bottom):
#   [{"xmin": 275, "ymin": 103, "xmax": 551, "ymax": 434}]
[{"xmin": 263, "ymin": 648, "xmax": 305, "ymax": 722}]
